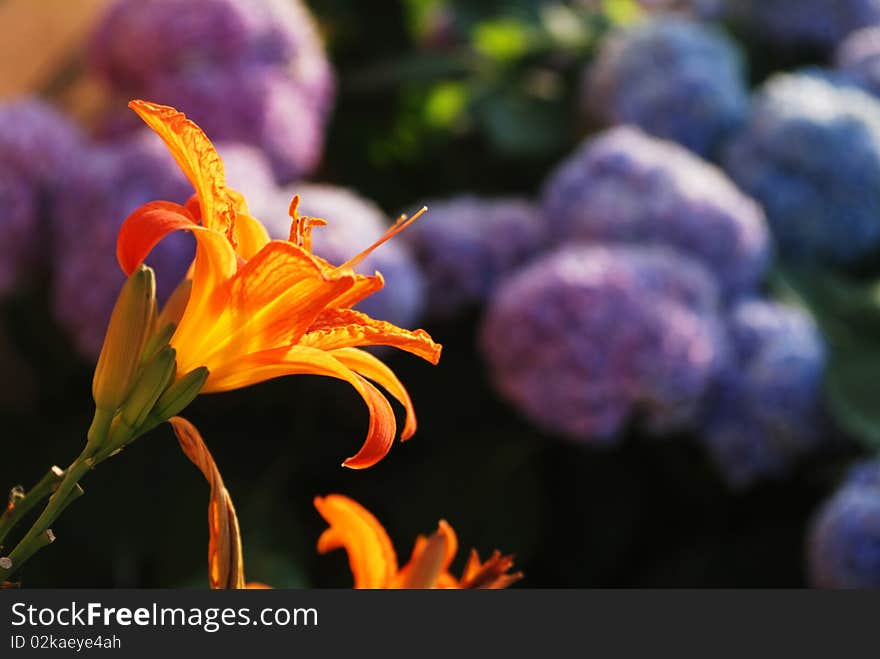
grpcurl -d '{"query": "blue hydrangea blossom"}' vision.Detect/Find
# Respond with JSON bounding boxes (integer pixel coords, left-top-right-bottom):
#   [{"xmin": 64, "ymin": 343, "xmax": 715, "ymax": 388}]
[
  {"xmin": 541, "ymin": 126, "xmax": 770, "ymax": 298},
  {"xmin": 584, "ymin": 16, "xmax": 748, "ymax": 156},
  {"xmin": 722, "ymin": 71, "xmax": 880, "ymax": 265},
  {"xmin": 402, "ymin": 195, "xmax": 547, "ymax": 319},
  {"xmin": 700, "ymin": 299, "xmax": 827, "ymax": 488}
]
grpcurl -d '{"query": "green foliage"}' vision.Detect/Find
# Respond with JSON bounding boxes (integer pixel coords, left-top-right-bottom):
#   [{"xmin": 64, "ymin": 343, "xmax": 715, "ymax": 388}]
[{"xmin": 775, "ymin": 266, "xmax": 880, "ymax": 450}]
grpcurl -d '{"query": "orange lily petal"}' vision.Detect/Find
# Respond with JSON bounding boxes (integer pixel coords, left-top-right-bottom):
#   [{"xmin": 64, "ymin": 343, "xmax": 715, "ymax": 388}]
[
  {"xmin": 330, "ymin": 347, "xmax": 417, "ymax": 440},
  {"xmin": 395, "ymin": 520, "xmax": 459, "ymax": 588},
  {"xmin": 331, "ymin": 272, "xmax": 385, "ymax": 310},
  {"xmin": 303, "ymin": 308, "xmax": 442, "ymax": 364},
  {"xmin": 116, "ymin": 201, "xmax": 237, "ymax": 326},
  {"xmin": 204, "ymin": 346, "xmax": 397, "ymax": 469},
  {"xmin": 116, "ymin": 200, "xmax": 197, "ymax": 276},
  {"xmin": 128, "ymin": 100, "xmax": 235, "ymax": 238},
  {"xmin": 459, "ymin": 550, "xmax": 523, "ymax": 589},
  {"xmin": 232, "ymin": 212, "xmax": 271, "ymax": 261},
  {"xmin": 314, "ymin": 494, "xmax": 398, "ymax": 589},
  {"xmin": 170, "ymin": 416, "xmax": 244, "ymax": 590}
]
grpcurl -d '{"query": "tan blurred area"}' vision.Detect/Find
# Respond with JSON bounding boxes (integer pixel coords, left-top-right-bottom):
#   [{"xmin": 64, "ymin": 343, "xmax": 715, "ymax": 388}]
[{"xmin": 0, "ymin": 0, "xmax": 112, "ymax": 121}]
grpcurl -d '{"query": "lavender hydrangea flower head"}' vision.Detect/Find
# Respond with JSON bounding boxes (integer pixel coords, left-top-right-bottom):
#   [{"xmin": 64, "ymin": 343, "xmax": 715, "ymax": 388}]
[
  {"xmin": 836, "ymin": 26, "xmax": 880, "ymax": 96},
  {"xmin": 700, "ymin": 299, "xmax": 827, "ymax": 489},
  {"xmin": 51, "ymin": 132, "xmax": 193, "ymax": 359},
  {"xmin": 584, "ymin": 16, "xmax": 748, "ymax": 156},
  {"xmin": 808, "ymin": 460, "xmax": 880, "ymax": 588},
  {"xmin": 717, "ymin": 0, "xmax": 880, "ymax": 52},
  {"xmin": 722, "ymin": 71, "xmax": 880, "ymax": 265},
  {"xmin": 89, "ymin": 0, "xmax": 335, "ymax": 181},
  {"xmin": 0, "ymin": 170, "xmax": 37, "ymax": 297},
  {"xmin": 541, "ymin": 126, "xmax": 770, "ymax": 298},
  {"xmin": 89, "ymin": 0, "xmax": 333, "ymax": 107},
  {"xmin": 402, "ymin": 195, "xmax": 546, "ymax": 319},
  {"xmin": 137, "ymin": 65, "xmax": 327, "ymax": 182},
  {"xmin": 259, "ymin": 183, "xmax": 425, "ymax": 330},
  {"xmin": 0, "ymin": 98, "xmax": 82, "ymax": 297},
  {"xmin": 480, "ymin": 245, "xmax": 726, "ymax": 444}
]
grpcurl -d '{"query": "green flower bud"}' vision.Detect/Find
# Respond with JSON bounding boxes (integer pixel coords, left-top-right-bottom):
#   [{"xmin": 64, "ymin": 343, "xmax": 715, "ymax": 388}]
[{"xmin": 92, "ymin": 266, "xmax": 156, "ymax": 412}]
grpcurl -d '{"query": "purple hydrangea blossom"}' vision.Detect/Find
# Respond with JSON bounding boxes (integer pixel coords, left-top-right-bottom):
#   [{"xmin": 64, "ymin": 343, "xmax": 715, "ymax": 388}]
[
  {"xmin": 808, "ymin": 460, "xmax": 880, "ymax": 588},
  {"xmin": 402, "ymin": 195, "xmax": 547, "ymax": 319},
  {"xmin": 700, "ymin": 299, "xmax": 827, "ymax": 489},
  {"xmin": 541, "ymin": 126, "xmax": 770, "ymax": 298},
  {"xmin": 89, "ymin": 0, "xmax": 333, "ymax": 108},
  {"xmin": 0, "ymin": 98, "xmax": 82, "ymax": 297},
  {"xmin": 51, "ymin": 131, "xmax": 193, "ymax": 359},
  {"xmin": 142, "ymin": 65, "xmax": 327, "ymax": 182},
  {"xmin": 89, "ymin": 0, "xmax": 335, "ymax": 182},
  {"xmin": 584, "ymin": 17, "xmax": 748, "ymax": 156},
  {"xmin": 836, "ymin": 26, "xmax": 880, "ymax": 96},
  {"xmin": 480, "ymin": 245, "xmax": 727, "ymax": 444},
  {"xmin": 722, "ymin": 71, "xmax": 880, "ymax": 265},
  {"xmin": 260, "ymin": 183, "xmax": 425, "ymax": 330},
  {"xmin": 718, "ymin": 0, "xmax": 880, "ymax": 52},
  {"xmin": 0, "ymin": 169, "xmax": 37, "ymax": 297}
]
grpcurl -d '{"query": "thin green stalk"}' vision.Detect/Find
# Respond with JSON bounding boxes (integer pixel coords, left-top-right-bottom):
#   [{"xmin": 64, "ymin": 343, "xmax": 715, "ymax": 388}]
[
  {"xmin": 0, "ymin": 466, "xmax": 64, "ymax": 547},
  {"xmin": 0, "ymin": 409, "xmax": 113, "ymax": 581}
]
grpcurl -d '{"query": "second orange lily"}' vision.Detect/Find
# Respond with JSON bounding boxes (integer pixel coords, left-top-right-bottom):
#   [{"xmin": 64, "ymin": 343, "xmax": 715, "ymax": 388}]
[{"xmin": 116, "ymin": 100, "xmax": 441, "ymax": 469}]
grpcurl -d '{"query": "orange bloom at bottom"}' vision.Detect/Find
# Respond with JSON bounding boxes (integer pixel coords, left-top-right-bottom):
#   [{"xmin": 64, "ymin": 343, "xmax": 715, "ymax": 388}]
[{"xmin": 314, "ymin": 495, "xmax": 522, "ymax": 589}]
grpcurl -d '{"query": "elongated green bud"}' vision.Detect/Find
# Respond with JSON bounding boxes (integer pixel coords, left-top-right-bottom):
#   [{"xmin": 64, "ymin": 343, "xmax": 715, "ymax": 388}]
[
  {"xmin": 118, "ymin": 346, "xmax": 177, "ymax": 436},
  {"xmin": 92, "ymin": 266, "xmax": 156, "ymax": 412},
  {"xmin": 139, "ymin": 322, "xmax": 177, "ymax": 369},
  {"xmin": 150, "ymin": 367, "xmax": 209, "ymax": 422}
]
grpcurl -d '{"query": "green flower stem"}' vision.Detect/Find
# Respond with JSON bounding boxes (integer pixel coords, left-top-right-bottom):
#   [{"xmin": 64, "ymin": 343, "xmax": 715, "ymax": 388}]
[
  {"xmin": 0, "ymin": 466, "xmax": 65, "ymax": 548},
  {"xmin": 0, "ymin": 408, "xmax": 114, "ymax": 581}
]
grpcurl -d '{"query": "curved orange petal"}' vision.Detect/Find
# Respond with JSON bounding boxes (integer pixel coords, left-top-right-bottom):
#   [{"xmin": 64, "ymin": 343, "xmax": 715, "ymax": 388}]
[
  {"xmin": 232, "ymin": 212, "xmax": 271, "ymax": 261},
  {"xmin": 330, "ymin": 347, "xmax": 417, "ymax": 440},
  {"xmin": 170, "ymin": 416, "xmax": 245, "ymax": 590},
  {"xmin": 128, "ymin": 100, "xmax": 234, "ymax": 237},
  {"xmin": 302, "ymin": 308, "xmax": 442, "ymax": 364},
  {"xmin": 203, "ymin": 346, "xmax": 398, "ymax": 469},
  {"xmin": 331, "ymin": 271, "xmax": 385, "ymax": 310},
  {"xmin": 314, "ymin": 494, "xmax": 398, "ymax": 589},
  {"xmin": 116, "ymin": 201, "xmax": 197, "ymax": 275}
]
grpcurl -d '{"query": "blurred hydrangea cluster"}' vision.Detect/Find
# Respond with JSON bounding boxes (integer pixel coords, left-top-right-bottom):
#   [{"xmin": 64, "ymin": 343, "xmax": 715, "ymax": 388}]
[
  {"xmin": 809, "ymin": 460, "xmax": 880, "ymax": 588},
  {"xmin": 0, "ymin": 99, "xmax": 81, "ymax": 297},
  {"xmin": 541, "ymin": 126, "xmax": 770, "ymax": 298},
  {"xmin": 51, "ymin": 133, "xmax": 192, "ymax": 358},
  {"xmin": 584, "ymin": 16, "xmax": 748, "ymax": 156},
  {"xmin": 714, "ymin": 0, "xmax": 880, "ymax": 52},
  {"xmin": 403, "ymin": 196, "xmax": 546, "ymax": 319},
  {"xmin": 722, "ymin": 71, "xmax": 880, "ymax": 265},
  {"xmin": 88, "ymin": 0, "xmax": 335, "ymax": 182},
  {"xmin": 700, "ymin": 300, "xmax": 827, "ymax": 488},
  {"xmin": 836, "ymin": 26, "xmax": 880, "ymax": 95},
  {"xmin": 481, "ymin": 245, "xmax": 726, "ymax": 443}
]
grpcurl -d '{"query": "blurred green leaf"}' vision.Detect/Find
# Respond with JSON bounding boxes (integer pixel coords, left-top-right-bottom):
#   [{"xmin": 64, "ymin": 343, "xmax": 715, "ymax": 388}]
[
  {"xmin": 539, "ymin": 3, "xmax": 592, "ymax": 50},
  {"xmin": 775, "ymin": 265, "xmax": 880, "ymax": 449},
  {"xmin": 424, "ymin": 81, "xmax": 468, "ymax": 127},
  {"xmin": 477, "ymin": 90, "xmax": 568, "ymax": 156},
  {"xmin": 826, "ymin": 346, "xmax": 880, "ymax": 450},
  {"xmin": 472, "ymin": 18, "xmax": 533, "ymax": 61},
  {"xmin": 601, "ymin": 0, "xmax": 643, "ymax": 26}
]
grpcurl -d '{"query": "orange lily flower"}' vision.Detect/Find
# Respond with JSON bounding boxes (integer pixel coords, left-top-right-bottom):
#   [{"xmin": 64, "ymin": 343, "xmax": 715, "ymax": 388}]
[
  {"xmin": 314, "ymin": 494, "xmax": 522, "ymax": 589},
  {"xmin": 116, "ymin": 100, "xmax": 441, "ymax": 469}
]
